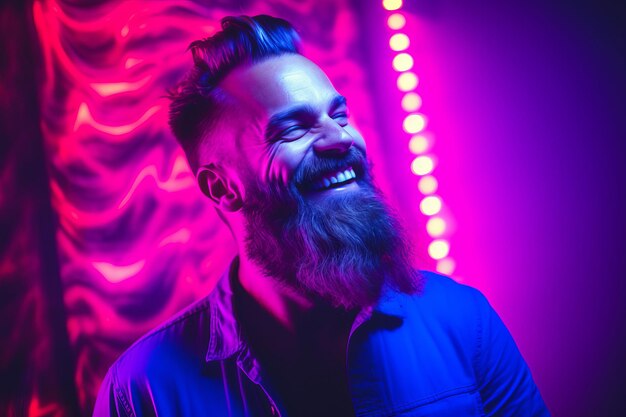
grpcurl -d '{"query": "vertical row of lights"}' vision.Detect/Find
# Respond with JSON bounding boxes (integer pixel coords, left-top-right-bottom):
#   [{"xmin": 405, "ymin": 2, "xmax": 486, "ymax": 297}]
[{"xmin": 383, "ymin": 0, "xmax": 456, "ymax": 276}]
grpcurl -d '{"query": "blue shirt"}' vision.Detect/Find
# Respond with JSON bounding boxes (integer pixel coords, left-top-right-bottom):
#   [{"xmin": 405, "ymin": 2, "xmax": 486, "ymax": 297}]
[{"xmin": 93, "ymin": 260, "xmax": 549, "ymax": 416}]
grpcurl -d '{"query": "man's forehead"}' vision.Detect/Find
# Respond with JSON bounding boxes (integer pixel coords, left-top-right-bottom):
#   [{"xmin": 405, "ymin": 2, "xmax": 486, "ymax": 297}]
[{"xmin": 219, "ymin": 54, "xmax": 339, "ymax": 116}]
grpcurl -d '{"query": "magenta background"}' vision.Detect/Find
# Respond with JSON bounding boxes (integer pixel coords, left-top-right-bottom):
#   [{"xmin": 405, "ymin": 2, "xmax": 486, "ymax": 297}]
[
  {"xmin": 363, "ymin": 2, "xmax": 626, "ymax": 416},
  {"xmin": 1, "ymin": 0, "xmax": 624, "ymax": 416}
]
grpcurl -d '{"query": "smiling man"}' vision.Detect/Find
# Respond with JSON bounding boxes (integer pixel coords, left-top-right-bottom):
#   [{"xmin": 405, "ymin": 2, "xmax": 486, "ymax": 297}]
[{"xmin": 94, "ymin": 15, "xmax": 549, "ymax": 417}]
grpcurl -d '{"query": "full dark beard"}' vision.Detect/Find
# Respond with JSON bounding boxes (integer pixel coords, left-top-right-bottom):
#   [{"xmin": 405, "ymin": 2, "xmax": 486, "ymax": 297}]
[{"xmin": 242, "ymin": 152, "xmax": 421, "ymax": 309}]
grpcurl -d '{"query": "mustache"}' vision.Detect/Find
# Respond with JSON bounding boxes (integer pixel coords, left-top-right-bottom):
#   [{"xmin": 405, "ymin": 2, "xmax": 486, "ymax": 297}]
[{"xmin": 293, "ymin": 148, "xmax": 369, "ymax": 190}]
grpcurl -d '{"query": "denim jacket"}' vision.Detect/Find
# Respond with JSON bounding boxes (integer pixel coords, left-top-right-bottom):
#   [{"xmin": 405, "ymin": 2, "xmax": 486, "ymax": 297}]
[{"xmin": 93, "ymin": 259, "xmax": 549, "ymax": 416}]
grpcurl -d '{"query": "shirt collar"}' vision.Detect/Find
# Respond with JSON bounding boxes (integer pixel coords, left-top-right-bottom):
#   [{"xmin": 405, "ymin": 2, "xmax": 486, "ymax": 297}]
[
  {"xmin": 204, "ymin": 257, "xmax": 407, "ymax": 368},
  {"xmin": 205, "ymin": 257, "xmax": 244, "ymax": 363}
]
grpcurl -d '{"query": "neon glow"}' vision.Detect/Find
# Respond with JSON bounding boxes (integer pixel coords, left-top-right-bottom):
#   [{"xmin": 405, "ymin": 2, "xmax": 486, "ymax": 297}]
[
  {"xmin": 392, "ymin": 53, "xmax": 414, "ymax": 71},
  {"xmin": 403, "ymin": 113, "xmax": 426, "ymax": 133},
  {"xmin": 397, "ymin": 72, "xmax": 418, "ymax": 91},
  {"xmin": 408, "ymin": 134, "xmax": 429, "ymax": 154},
  {"xmin": 33, "ymin": 0, "xmax": 377, "ymax": 412},
  {"xmin": 90, "ymin": 75, "xmax": 152, "ymax": 96},
  {"xmin": 387, "ymin": 13, "xmax": 406, "ymax": 30},
  {"xmin": 418, "ymin": 175, "xmax": 438, "ymax": 194},
  {"xmin": 73, "ymin": 102, "xmax": 162, "ymax": 135},
  {"xmin": 389, "ymin": 33, "xmax": 410, "ymax": 51},
  {"xmin": 426, "ymin": 217, "xmax": 446, "ymax": 237},
  {"xmin": 428, "ymin": 239, "xmax": 450, "ymax": 260},
  {"xmin": 420, "ymin": 196, "xmax": 442, "ymax": 216},
  {"xmin": 383, "ymin": 3, "xmax": 455, "ymax": 275},
  {"xmin": 436, "ymin": 258, "xmax": 456, "ymax": 275},
  {"xmin": 411, "ymin": 155, "xmax": 434, "ymax": 176},
  {"xmin": 401, "ymin": 92, "xmax": 422, "ymax": 112},
  {"xmin": 93, "ymin": 260, "xmax": 146, "ymax": 283},
  {"xmin": 382, "ymin": 0, "xmax": 403, "ymax": 12}
]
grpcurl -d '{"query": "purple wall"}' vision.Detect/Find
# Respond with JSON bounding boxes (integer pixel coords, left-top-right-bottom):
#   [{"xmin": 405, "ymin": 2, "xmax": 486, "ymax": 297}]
[
  {"xmin": 2, "ymin": 0, "xmax": 623, "ymax": 415},
  {"xmin": 361, "ymin": 1, "xmax": 626, "ymax": 415}
]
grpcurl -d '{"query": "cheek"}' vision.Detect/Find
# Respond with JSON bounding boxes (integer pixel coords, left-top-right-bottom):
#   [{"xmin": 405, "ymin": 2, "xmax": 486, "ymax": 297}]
[
  {"xmin": 264, "ymin": 140, "xmax": 311, "ymax": 186},
  {"xmin": 346, "ymin": 126, "xmax": 367, "ymax": 155}
]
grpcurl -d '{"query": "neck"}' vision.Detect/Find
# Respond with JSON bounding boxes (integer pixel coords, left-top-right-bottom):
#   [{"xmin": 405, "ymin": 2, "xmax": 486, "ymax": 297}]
[{"xmin": 237, "ymin": 252, "xmax": 315, "ymax": 333}]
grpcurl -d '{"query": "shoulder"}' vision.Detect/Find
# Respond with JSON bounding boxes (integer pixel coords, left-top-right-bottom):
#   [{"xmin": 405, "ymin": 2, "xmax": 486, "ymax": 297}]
[
  {"xmin": 401, "ymin": 270, "xmax": 489, "ymax": 316},
  {"xmin": 93, "ymin": 294, "xmax": 221, "ymax": 416},
  {"xmin": 385, "ymin": 271, "xmax": 494, "ymax": 347},
  {"xmin": 110, "ymin": 294, "xmax": 215, "ymax": 386}
]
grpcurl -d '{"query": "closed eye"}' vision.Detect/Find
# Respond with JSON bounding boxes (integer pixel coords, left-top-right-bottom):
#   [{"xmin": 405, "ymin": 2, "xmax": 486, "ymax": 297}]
[
  {"xmin": 329, "ymin": 95, "xmax": 350, "ymax": 126},
  {"xmin": 331, "ymin": 111, "xmax": 349, "ymax": 126},
  {"xmin": 280, "ymin": 125, "xmax": 308, "ymax": 140}
]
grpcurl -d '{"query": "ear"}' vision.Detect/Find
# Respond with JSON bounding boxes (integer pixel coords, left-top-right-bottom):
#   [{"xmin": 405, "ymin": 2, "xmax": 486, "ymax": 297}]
[{"xmin": 197, "ymin": 164, "xmax": 243, "ymax": 212}]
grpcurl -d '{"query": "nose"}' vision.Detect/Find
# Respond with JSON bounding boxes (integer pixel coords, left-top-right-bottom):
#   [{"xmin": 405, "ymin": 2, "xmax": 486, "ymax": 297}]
[{"xmin": 312, "ymin": 120, "xmax": 354, "ymax": 155}]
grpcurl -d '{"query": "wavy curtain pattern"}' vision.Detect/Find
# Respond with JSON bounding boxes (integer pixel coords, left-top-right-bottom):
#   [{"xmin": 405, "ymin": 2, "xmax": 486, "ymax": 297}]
[{"xmin": 23, "ymin": 0, "xmax": 383, "ymax": 414}]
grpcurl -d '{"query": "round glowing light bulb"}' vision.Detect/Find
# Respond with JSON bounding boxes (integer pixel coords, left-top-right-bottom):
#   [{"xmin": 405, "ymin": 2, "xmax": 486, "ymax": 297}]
[
  {"xmin": 402, "ymin": 93, "xmax": 422, "ymax": 112},
  {"xmin": 389, "ymin": 33, "xmax": 410, "ymax": 51},
  {"xmin": 387, "ymin": 13, "xmax": 406, "ymax": 30},
  {"xmin": 403, "ymin": 113, "xmax": 426, "ymax": 134},
  {"xmin": 397, "ymin": 72, "xmax": 418, "ymax": 92},
  {"xmin": 428, "ymin": 239, "xmax": 450, "ymax": 260},
  {"xmin": 418, "ymin": 175, "xmax": 439, "ymax": 195},
  {"xmin": 392, "ymin": 53, "xmax": 414, "ymax": 72},
  {"xmin": 426, "ymin": 216, "xmax": 446, "ymax": 236},
  {"xmin": 408, "ymin": 134, "xmax": 429, "ymax": 154},
  {"xmin": 420, "ymin": 195, "xmax": 442, "ymax": 216},
  {"xmin": 383, "ymin": 0, "xmax": 403, "ymax": 11},
  {"xmin": 436, "ymin": 258, "xmax": 456, "ymax": 275},
  {"xmin": 411, "ymin": 155, "xmax": 434, "ymax": 176}
]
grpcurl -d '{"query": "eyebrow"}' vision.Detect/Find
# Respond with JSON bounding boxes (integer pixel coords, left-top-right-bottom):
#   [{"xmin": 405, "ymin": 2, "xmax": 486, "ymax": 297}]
[{"xmin": 264, "ymin": 95, "xmax": 348, "ymax": 141}]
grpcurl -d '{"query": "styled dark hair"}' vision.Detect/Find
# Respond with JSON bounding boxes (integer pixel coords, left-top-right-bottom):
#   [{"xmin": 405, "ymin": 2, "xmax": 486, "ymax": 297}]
[{"xmin": 168, "ymin": 15, "xmax": 302, "ymax": 173}]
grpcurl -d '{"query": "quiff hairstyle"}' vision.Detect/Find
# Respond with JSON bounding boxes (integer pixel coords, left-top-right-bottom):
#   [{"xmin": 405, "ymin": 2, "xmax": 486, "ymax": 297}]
[{"xmin": 168, "ymin": 15, "xmax": 302, "ymax": 173}]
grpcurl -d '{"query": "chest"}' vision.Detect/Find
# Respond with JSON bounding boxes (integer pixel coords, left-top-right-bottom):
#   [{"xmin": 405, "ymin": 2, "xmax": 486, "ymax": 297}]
[{"xmin": 262, "ymin": 355, "xmax": 355, "ymax": 417}]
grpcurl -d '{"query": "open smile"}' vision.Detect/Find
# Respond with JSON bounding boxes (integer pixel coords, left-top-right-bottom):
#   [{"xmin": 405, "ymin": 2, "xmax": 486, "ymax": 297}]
[{"xmin": 311, "ymin": 166, "xmax": 357, "ymax": 191}]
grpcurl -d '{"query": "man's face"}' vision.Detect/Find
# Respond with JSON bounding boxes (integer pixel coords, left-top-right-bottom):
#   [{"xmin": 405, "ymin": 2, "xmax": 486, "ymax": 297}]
[
  {"xmin": 218, "ymin": 54, "xmax": 418, "ymax": 309},
  {"xmin": 219, "ymin": 54, "xmax": 367, "ymax": 197}
]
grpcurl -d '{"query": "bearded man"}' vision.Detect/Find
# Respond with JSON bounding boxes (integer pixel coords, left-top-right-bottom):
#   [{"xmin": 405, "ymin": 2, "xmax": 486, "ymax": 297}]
[{"xmin": 94, "ymin": 15, "xmax": 549, "ymax": 417}]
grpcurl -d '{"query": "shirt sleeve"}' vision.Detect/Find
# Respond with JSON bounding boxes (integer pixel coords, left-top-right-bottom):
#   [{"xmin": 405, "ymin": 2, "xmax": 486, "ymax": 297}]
[{"xmin": 473, "ymin": 290, "xmax": 551, "ymax": 416}]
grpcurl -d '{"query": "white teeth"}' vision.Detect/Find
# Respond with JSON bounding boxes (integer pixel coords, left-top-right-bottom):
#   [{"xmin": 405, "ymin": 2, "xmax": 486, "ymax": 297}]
[{"xmin": 314, "ymin": 167, "xmax": 357, "ymax": 191}]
